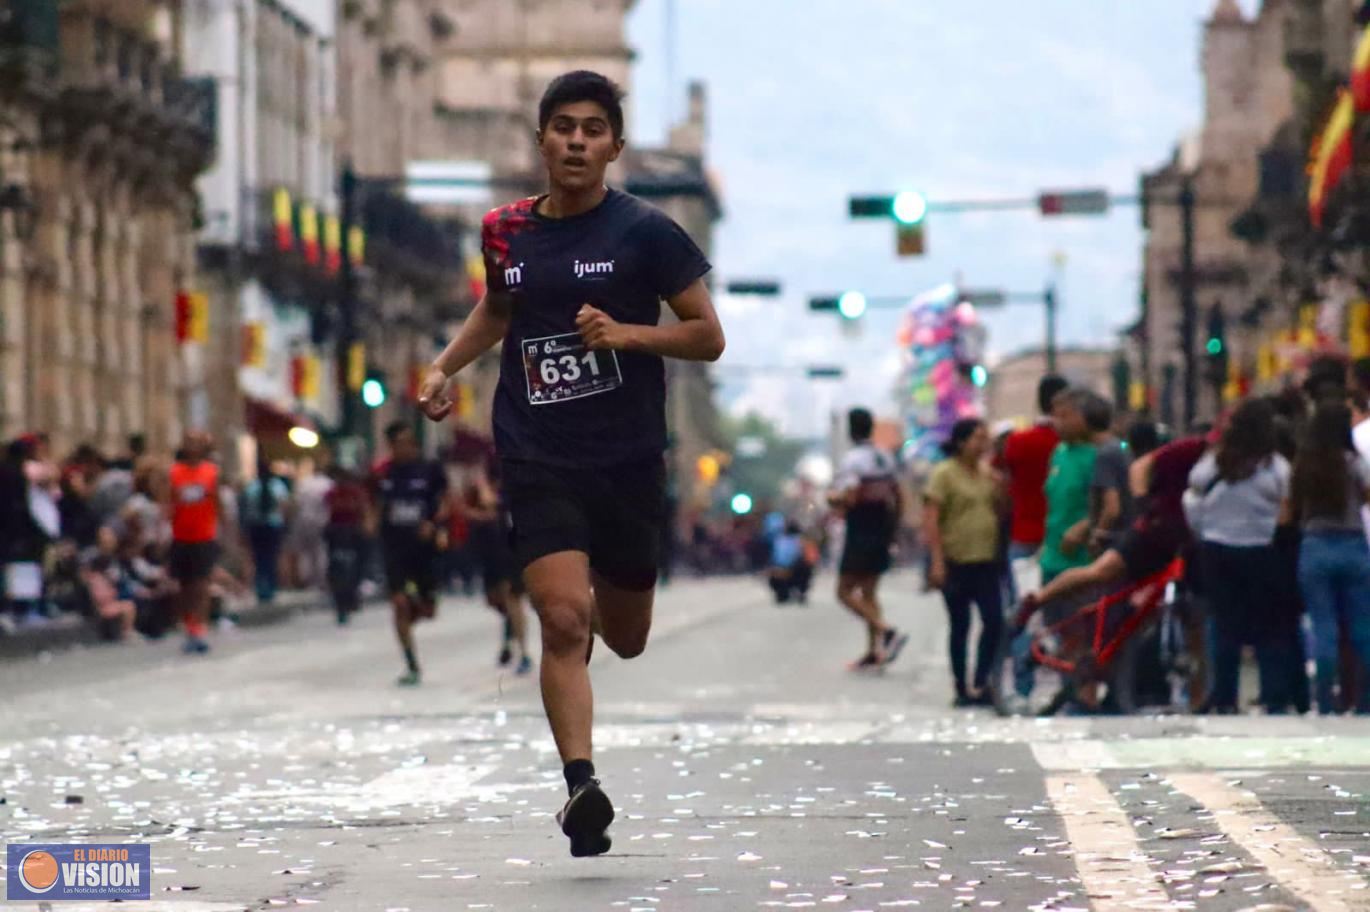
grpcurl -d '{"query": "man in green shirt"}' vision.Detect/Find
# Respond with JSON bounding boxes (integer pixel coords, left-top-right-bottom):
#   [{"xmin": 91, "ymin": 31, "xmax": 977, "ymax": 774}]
[{"xmin": 1039, "ymin": 388, "xmax": 1097, "ymax": 583}]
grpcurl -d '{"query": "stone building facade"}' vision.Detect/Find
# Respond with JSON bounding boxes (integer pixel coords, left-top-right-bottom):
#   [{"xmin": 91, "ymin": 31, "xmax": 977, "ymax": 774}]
[
  {"xmin": 1137, "ymin": 0, "xmax": 1364, "ymax": 426},
  {"xmin": 0, "ymin": 0, "xmax": 213, "ymax": 456}
]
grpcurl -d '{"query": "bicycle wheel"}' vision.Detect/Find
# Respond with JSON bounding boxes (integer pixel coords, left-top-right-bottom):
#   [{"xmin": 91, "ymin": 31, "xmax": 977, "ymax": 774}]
[
  {"xmin": 1108, "ymin": 614, "xmax": 1172, "ymax": 714},
  {"xmin": 988, "ymin": 618, "xmax": 1074, "ymax": 717}
]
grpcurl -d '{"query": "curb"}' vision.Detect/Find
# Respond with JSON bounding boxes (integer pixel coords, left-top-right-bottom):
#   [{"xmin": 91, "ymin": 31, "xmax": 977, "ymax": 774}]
[{"xmin": 0, "ymin": 590, "xmax": 338, "ymax": 660}]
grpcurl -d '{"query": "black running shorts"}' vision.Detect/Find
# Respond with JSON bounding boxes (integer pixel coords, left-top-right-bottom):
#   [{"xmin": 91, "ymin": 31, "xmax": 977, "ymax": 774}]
[
  {"xmin": 839, "ymin": 530, "xmax": 893, "ymax": 577},
  {"xmin": 169, "ymin": 541, "xmax": 219, "ymax": 583},
  {"xmin": 381, "ymin": 533, "xmax": 438, "ymax": 605},
  {"xmin": 502, "ymin": 457, "xmax": 666, "ymax": 592}
]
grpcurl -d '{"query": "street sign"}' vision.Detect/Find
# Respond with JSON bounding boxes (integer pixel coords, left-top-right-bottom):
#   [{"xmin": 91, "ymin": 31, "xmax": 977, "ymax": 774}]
[
  {"xmin": 725, "ymin": 279, "xmax": 782, "ymax": 296},
  {"xmin": 896, "ymin": 222, "xmax": 925, "ymax": 256},
  {"xmin": 848, "ymin": 195, "xmax": 895, "ymax": 218},
  {"xmin": 808, "ymin": 296, "xmax": 840, "ymax": 312},
  {"xmin": 1038, "ymin": 188, "xmax": 1110, "ymax": 216},
  {"xmin": 404, "ymin": 160, "xmax": 493, "ymax": 205},
  {"xmin": 806, "ymin": 366, "xmax": 845, "ymax": 379},
  {"xmin": 958, "ymin": 289, "xmax": 1006, "ymax": 308}
]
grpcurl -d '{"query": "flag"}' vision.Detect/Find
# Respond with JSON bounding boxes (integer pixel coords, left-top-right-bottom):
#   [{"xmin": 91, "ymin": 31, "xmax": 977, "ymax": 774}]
[
  {"xmin": 1308, "ymin": 88, "xmax": 1354, "ymax": 229},
  {"xmin": 273, "ymin": 188, "xmax": 293, "ymax": 252},
  {"xmin": 347, "ymin": 225, "xmax": 365, "ymax": 267},
  {"xmin": 300, "ymin": 203, "xmax": 319, "ymax": 265},
  {"xmin": 174, "ymin": 292, "xmax": 190, "ymax": 343},
  {"xmin": 346, "ymin": 342, "xmax": 366, "ymax": 392},
  {"xmin": 189, "ymin": 292, "xmax": 209, "ymax": 343},
  {"xmin": 1354, "ymin": 25, "xmax": 1370, "ymax": 112},
  {"xmin": 324, "ymin": 215, "xmax": 342, "ymax": 275}
]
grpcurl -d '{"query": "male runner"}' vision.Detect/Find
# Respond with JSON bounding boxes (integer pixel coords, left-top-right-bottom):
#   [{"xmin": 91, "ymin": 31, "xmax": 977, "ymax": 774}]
[
  {"xmin": 167, "ymin": 432, "xmax": 219, "ymax": 654},
  {"xmin": 828, "ymin": 408, "xmax": 908, "ymax": 670},
  {"xmin": 417, "ymin": 70, "xmax": 724, "ymax": 858},
  {"xmin": 372, "ymin": 421, "xmax": 448, "ymax": 686}
]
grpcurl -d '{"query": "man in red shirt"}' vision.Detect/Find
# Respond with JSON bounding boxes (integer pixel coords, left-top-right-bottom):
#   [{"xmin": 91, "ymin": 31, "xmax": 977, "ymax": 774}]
[
  {"xmin": 167, "ymin": 431, "xmax": 220, "ymax": 654},
  {"xmin": 997, "ymin": 375, "xmax": 1068, "ymax": 600}
]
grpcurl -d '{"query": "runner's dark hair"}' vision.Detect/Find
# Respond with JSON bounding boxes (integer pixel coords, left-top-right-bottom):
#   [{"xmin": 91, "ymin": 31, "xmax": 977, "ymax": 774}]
[
  {"xmin": 1215, "ymin": 397, "xmax": 1276, "ymax": 483},
  {"xmin": 848, "ymin": 408, "xmax": 874, "ymax": 443},
  {"xmin": 1078, "ymin": 391, "xmax": 1113, "ymax": 434},
  {"xmin": 1126, "ymin": 419, "xmax": 1161, "ymax": 458},
  {"xmin": 1292, "ymin": 399, "xmax": 1356, "ymax": 521},
  {"xmin": 539, "ymin": 71, "xmax": 626, "ymax": 140},
  {"xmin": 1037, "ymin": 374, "xmax": 1069, "ymax": 415},
  {"xmin": 384, "ymin": 420, "xmax": 410, "ymax": 444}
]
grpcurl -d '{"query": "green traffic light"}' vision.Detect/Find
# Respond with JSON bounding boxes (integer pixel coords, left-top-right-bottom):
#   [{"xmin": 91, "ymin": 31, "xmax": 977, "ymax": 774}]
[
  {"xmin": 1206, "ymin": 338, "xmax": 1223, "ymax": 356},
  {"xmin": 730, "ymin": 493, "xmax": 754, "ymax": 515},
  {"xmin": 362, "ymin": 378, "xmax": 386, "ymax": 408},
  {"xmin": 970, "ymin": 365, "xmax": 988, "ymax": 387},
  {"xmin": 893, "ymin": 191, "xmax": 928, "ymax": 225}
]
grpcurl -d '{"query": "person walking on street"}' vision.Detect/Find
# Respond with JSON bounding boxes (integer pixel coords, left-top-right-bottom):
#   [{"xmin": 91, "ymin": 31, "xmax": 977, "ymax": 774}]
[
  {"xmin": 1291, "ymin": 400, "xmax": 1370, "ymax": 714},
  {"xmin": 924, "ymin": 419, "xmax": 1004, "ymax": 706},
  {"xmin": 1184, "ymin": 398, "xmax": 1292, "ymax": 713},
  {"xmin": 167, "ymin": 432, "xmax": 219, "ymax": 654},
  {"xmin": 241, "ymin": 456, "xmax": 291, "ymax": 606},
  {"xmin": 324, "ymin": 466, "xmax": 371, "ymax": 625},
  {"xmin": 997, "ymin": 375, "xmax": 1068, "ymax": 599},
  {"xmin": 829, "ymin": 407, "xmax": 909, "ymax": 671},
  {"xmin": 373, "ymin": 422, "xmax": 448, "ymax": 687},
  {"xmin": 416, "ymin": 70, "xmax": 725, "ymax": 857},
  {"xmin": 1040, "ymin": 389, "xmax": 1099, "ymax": 591}
]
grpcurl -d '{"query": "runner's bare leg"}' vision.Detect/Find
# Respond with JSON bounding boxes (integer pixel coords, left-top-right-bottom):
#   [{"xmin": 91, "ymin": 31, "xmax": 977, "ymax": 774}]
[{"xmin": 525, "ymin": 551, "xmax": 595, "ymax": 763}]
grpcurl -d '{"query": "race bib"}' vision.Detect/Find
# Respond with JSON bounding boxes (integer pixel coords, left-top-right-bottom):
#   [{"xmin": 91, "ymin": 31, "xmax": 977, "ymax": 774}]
[
  {"xmin": 179, "ymin": 483, "xmax": 207, "ymax": 504},
  {"xmin": 522, "ymin": 333, "xmax": 622, "ymax": 405},
  {"xmin": 389, "ymin": 501, "xmax": 424, "ymax": 526}
]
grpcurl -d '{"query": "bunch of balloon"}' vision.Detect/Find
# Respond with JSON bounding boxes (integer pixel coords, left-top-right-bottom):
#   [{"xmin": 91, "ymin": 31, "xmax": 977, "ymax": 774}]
[{"xmin": 896, "ymin": 284, "xmax": 982, "ymax": 464}]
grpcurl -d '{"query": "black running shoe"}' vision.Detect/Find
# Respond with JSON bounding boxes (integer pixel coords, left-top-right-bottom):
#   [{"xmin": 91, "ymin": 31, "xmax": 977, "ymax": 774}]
[
  {"xmin": 847, "ymin": 652, "xmax": 882, "ymax": 672},
  {"xmin": 880, "ymin": 628, "xmax": 910, "ymax": 667},
  {"xmin": 497, "ymin": 644, "xmax": 513, "ymax": 667},
  {"xmin": 556, "ymin": 778, "xmax": 614, "ymax": 857}
]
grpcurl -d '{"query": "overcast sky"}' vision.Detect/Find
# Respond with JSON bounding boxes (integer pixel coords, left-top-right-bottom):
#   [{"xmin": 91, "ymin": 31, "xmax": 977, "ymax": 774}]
[{"xmin": 625, "ymin": 0, "xmax": 1257, "ymax": 437}]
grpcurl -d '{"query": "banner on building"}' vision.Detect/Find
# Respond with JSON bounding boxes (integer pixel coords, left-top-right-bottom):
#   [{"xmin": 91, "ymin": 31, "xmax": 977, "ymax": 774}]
[
  {"xmin": 1308, "ymin": 88, "xmax": 1354, "ymax": 229},
  {"xmin": 348, "ymin": 226, "xmax": 366, "ymax": 267},
  {"xmin": 1350, "ymin": 299, "xmax": 1370, "ymax": 358},
  {"xmin": 291, "ymin": 353, "xmax": 321, "ymax": 401}
]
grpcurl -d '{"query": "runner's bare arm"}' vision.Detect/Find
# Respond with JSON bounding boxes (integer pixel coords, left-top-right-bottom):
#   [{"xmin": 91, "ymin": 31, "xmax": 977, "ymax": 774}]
[
  {"xmin": 418, "ymin": 292, "xmax": 515, "ymax": 420},
  {"xmin": 575, "ymin": 277, "xmax": 725, "ymax": 362}
]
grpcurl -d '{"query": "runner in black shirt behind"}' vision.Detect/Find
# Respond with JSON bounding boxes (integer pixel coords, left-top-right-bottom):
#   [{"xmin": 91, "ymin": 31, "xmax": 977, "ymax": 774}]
[
  {"xmin": 373, "ymin": 422, "xmax": 448, "ymax": 687},
  {"xmin": 417, "ymin": 71, "xmax": 724, "ymax": 858}
]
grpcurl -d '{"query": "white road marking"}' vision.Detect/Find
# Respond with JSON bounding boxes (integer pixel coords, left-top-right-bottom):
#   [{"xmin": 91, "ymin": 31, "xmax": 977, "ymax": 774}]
[
  {"xmin": 1045, "ymin": 774, "xmax": 1172, "ymax": 911},
  {"xmin": 1167, "ymin": 772, "xmax": 1368, "ymax": 911}
]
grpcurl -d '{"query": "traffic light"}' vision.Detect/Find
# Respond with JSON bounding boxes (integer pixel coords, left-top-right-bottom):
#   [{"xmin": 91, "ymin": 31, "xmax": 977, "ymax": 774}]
[
  {"xmin": 730, "ymin": 492, "xmax": 754, "ymax": 515},
  {"xmin": 810, "ymin": 293, "xmax": 866, "ymax": 319},
  {"xmin": 848, "ymin": 191, "xmax": 927, "ymax": 223},
  {"xmin": 1203, "ymin": 304, "xmax": 1228, "ymax": 388},
  {"xmin": 361, "ymin": 372, "xmax": 387, "ymax": 408}
]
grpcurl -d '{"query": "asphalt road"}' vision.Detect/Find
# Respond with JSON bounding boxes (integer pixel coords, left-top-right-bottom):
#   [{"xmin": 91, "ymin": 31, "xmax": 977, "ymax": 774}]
[{"xmin": 2, "ymin": 573, "xmax": 1368, "ymax": 911}]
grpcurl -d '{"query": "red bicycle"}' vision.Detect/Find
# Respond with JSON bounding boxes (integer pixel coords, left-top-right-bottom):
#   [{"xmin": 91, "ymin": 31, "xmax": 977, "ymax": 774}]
[{"xmin": 989, "ymin": 558, "xmax": 1202, "ymax": 717}]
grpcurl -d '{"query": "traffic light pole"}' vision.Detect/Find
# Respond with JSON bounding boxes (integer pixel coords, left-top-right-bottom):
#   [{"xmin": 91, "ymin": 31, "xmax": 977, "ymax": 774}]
[
  {"xmin": 1044, "ymin": 283, "xmax": 1058, "ymax": 374},
  {"xmin": 1178, "ymin": 177, "xmax": 1199, "ymax": 430},
  {"xmin": 338, "ymin": 161, "xmax": 359, "ymax": 439}
]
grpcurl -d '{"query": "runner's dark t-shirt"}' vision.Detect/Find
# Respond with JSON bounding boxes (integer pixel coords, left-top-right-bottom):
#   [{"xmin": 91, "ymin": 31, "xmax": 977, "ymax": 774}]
[
  {"xmin": 373, "ymin": 459, "xmax": 447, "ymax": 537},
  {"xmin": 482, "ymin": 190, "xmax": 712, "ymax": 468}
]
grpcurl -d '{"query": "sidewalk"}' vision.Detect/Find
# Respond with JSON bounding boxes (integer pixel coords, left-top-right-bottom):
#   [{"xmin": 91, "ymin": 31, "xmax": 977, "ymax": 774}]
[{"xmin": 0, "ymin": 588, "xmax": 345, "ymax": 661}]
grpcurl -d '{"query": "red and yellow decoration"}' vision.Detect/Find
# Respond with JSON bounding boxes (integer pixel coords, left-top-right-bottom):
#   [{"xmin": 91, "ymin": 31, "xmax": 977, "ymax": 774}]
[
  {"xmin": 241, "ymin": 322, "xmax": 266, "ymax": 368},
  {"xmin": 300, "ymin": 203, "xmax": 320, "ymax": 266},
  {"xmin": 290, "ymin": 352, "xmax": 321, "ymax": 401},
  {"xmin": 174, "ymin": 291, "xmax": 209, "ymax": 344},
  {"xmin": 273, "ymin": 188, "xmax": 294, "ymax": 252},
  {"xmin": 1349, "ymin": 299, "xmax": 1370, "ymax": 359},
  {"xmin": 324, "ymin": 215, "xmax": 342, "ymax": 275},
  {"xmin": 348, "ymin": 225, "xmax": 366, "ymax": 267},
  {"xmin": 346, "ymin": 342, "xmax": 366, "ymax": 392},
  {"xmin": 1354, "ymin": 24, "xmax": 1370, "ymax": 112}
]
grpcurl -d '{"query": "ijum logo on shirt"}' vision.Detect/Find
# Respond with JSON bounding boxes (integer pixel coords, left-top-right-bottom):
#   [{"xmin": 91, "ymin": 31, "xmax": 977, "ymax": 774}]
[{"xmin": 522, "ymin": 332, "xmax": 623, "ymax": 405}]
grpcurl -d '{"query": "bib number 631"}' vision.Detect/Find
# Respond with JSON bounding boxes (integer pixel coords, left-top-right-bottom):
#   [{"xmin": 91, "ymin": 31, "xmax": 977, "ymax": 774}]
[{"xmin": 523, "ymin": 332, "xmax": 623, "ymax": 405}]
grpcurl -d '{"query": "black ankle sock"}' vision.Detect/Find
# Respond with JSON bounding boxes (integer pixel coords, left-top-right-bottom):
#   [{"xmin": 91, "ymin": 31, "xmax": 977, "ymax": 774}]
[
  {"xmin": 564, "ymin": 759, "xmax": 595, "ymax": 794},
  {"xmin": 403, "ymin": 647, "xmax": 419, "ymax": 674}
]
